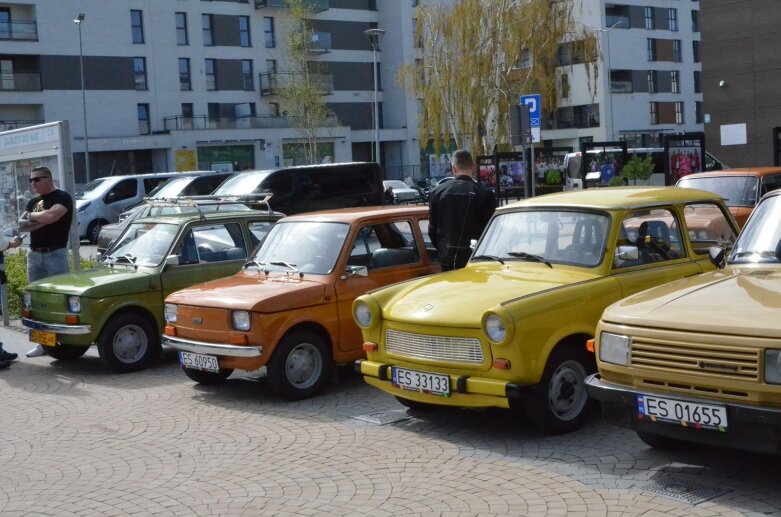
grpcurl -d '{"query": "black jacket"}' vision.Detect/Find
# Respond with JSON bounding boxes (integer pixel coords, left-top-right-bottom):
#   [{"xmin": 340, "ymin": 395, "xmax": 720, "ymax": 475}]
[{"xmin": 428, "ymin": 175, "xmax": 496, "ymax": 269}]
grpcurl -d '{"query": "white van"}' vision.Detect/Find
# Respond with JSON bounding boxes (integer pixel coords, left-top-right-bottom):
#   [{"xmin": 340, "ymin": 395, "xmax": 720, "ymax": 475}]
[{"xmin": 76, "ymin": 173, "xmax": 178, "ymax": 243}]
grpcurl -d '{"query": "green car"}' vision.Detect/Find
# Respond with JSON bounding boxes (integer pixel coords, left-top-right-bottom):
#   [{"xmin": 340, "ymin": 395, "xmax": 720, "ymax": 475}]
[{"xmin": 21, "ymin": 205, "xmax": 282, "ymax": 372}]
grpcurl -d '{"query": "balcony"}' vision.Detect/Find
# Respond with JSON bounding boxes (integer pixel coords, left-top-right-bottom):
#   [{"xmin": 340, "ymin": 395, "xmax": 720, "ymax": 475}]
[
  {"xmin": 254, "ymin": 0, "xmax": 328, "ymax": 12},
  {"xmin": 0, "ymin": 20, "xmax": 39, "ymax": 41},
  {"xmin": 259, "ymin": 71, "xmax": 334, "ymax": 97},
  {"xmin": 163, "ymin": 114, "xmax": 339, "ymax": 131},
  {"xmin": 0, "ymin": 71, "xmax": 41, "ymax": 91},
  {"xmin": 0, "ymin": 119, "xmax": 44, "ymax": 131},
  {"xmin": 309, "ymin": 31, "xmax": 331, "ymax": 54}
]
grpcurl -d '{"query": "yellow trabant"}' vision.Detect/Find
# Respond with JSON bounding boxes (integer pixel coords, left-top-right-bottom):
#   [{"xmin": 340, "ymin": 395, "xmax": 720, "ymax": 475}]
[{"xmin": 354, "ymin": 187, "xmax": 738, "ymax": 434}]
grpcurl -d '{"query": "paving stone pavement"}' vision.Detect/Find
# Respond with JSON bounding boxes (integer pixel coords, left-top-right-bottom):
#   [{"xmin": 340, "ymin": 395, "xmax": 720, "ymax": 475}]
[{"xmin": 0, "ymin": 322, "xmax": 778, "ymax": 517}]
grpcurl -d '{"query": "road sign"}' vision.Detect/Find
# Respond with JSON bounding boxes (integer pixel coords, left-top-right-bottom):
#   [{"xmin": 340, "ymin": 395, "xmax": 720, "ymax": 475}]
[{"xmin": 520, "ymin": 94, "xmax": 541, "ymax": 143}]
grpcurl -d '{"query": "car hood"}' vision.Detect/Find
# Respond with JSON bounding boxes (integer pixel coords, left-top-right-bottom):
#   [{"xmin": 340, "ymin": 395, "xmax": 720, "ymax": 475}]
[
  {"xmin": 376, "ymin": 263, "xmax": 600, "ymax": 327},
  {"xmin": 165, "ymin": 271, "xmax": 327, "ymax": 312},
  {"xmin": 603, "ymin": 266, "xmax": 781, "ymax": 337},
  {"xmin": 27, "ymin": 265, "xmax": 156, "ymax": 298}
]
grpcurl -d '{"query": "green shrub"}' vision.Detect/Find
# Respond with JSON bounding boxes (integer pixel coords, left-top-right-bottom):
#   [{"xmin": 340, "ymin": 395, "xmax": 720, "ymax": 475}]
[{"xmin": 545, "ymin": 170, "xmax": 561, "ymax": 185}]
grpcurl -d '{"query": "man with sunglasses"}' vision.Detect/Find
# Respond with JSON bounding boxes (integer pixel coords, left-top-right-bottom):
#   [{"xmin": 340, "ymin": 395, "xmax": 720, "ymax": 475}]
[{"xmin": 19, "ymin": 166, "xmax": 73, "ymax": 358}]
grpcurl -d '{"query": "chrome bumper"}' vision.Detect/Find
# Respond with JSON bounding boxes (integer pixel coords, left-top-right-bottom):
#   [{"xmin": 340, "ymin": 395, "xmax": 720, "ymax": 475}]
[
  {"xmin": 162, "ymin": 335, "xmax": 262, "ymax": 358},
  {"xmin": 22, "ymin": 317, "xmax": 92, "ymax": 335}
]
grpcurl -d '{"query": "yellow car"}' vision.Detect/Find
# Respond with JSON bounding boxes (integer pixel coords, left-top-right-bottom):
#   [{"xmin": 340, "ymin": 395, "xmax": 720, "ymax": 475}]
[
  {"xmin": 354, "ymin": 187, "xmax": 738, "ymax": 434},
  {"xmin": 587, "ymin": 188, "xmax": 781, "ymax": 453}
]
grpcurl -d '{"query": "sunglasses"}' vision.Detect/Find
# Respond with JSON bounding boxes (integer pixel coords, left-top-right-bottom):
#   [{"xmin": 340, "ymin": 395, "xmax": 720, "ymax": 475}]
[{"xmin": 29, "ymin": 176, "xmax": 50, "ymax": 183}]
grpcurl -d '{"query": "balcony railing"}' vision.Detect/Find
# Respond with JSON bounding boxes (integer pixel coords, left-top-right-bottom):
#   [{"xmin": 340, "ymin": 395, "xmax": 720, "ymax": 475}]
[
  {"xmin": 164, "ymin": 114, "xmax": 339, "ymax": 131},
  {"xmin": 0, "ymin": 119, "xmax": 44, "ymax": 131},
  {"xmin": 309, "ymin": 31, "xmax": 331, "ymax": 53},
  {"xmin": 0, "ymin": 20, "xmax": 38, "ymax": 41},
  {"xmin": 255, "ymin": 0, "xmax": 328, "ymax": 12},
  {"xmin": 259, "ymin": 71, "xmax": 334, "ymax": 97},
  {"xmin": 0, "ymin": 71, "xmax": 42, "ymax": 91}
]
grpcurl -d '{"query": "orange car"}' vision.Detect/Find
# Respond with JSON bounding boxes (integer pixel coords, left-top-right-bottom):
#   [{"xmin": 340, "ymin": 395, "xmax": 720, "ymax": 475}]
[
  {"xmin": 162, "ymin": 205, "xmax": 441, "ymax": 399},
  {"xmin": 677, "ymin": 167, "xmax": 781, "ymax": 227}
]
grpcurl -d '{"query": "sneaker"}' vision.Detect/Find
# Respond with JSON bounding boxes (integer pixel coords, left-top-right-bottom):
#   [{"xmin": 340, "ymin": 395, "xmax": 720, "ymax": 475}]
[
  {"xmin": 26, "ymin": 344, "xmax": 45, "ymax": 358},
  {"xmin": 0, "ymin": 360, "xmax": 9, "ymax": 370},
  {"xmin": 0, "ymin": 350, "xmax": 18, "ymax": 361}
]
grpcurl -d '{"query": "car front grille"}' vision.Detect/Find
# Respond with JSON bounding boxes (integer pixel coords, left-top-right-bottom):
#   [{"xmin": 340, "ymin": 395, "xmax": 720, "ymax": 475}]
[
  {"xmin": 385, "ymin": 329, "xmax": 484, "ymax": 364},
  {"xmin": 631, "ymin": 338, "xmax": 760, "ymax": 381}
]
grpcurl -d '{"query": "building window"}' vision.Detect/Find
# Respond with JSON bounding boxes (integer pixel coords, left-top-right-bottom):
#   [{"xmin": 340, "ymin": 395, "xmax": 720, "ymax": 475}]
[
  {"xmin": 694, "ymin": 71, "xmax": 701, "ymax": 93},
  {"xmin": 176, "ymin": 12, "xmax": 188, "ymax": 46},
  {"xmin": 205, "ymin": 58, "xmax": 216, "ymax": 90},
  {"xmin": 264, "ymin": 17, "xmax": 275, "ymax": 48},
  {"xmin": 182, "ymin": 102, "xmax": 194, "ymax": 129},
  {"xmin": 131, "ymin": 10, "xmax": 144, "ymax": 44},
  {"xmin": 650, "ymin": 102, "xmax": 658, "ymax": 125},
  {"xmin": 644, "ymin": 7, "xmax": 654, "ymax": 30},
  {"xmin": 179, "ymin": 58, "xmax": 191, "ymax": 91},
  {"xmin": 647, "ymin": 38, "xmax": 656, "ymax": 61},
  {"xmin": 137, "ymin": 103, "xmax": 150, "ymax": 135},
  {"xmin": 239, "ymin": 16, "xmax": 251, "ymax": 47},
  {"xmin": 693, "ymin": 40, "xmax": 700, "ymax": 63},
  {"xmin": 695, "ymin": 101, "xmax": 703, "ymax": 124},
  {"xmin": 672, "ymin": 40, "xmax": 681, "ymax": 62},
  {"xmin": 203, "ymin": 14, "xmax": 214, "ymax": 46},
  {"xmin": 675, "ymin": 101, "xmax": 684, "ymax": 124},
  {"xmin": 133, "ymin": 57, "xmax": 147, "ymax": 90},
  {"xmin": 647, "ymin": 71, "xmax": 657, "ymax": 94},
  {"xmin": 242, "ymin": 59, "xmax": 253, "ymax": 91},
  {"xmin": 611, "ymin": 70, "xmax": 632, "ymax": 93},
  {"xmin": 671, "ymin": 70, "xmax": 679, "ymax": 93},
  {"xmin": 691, "ymin": 10, "xmax": 700, "ymax": 33},
  {"xmin": 560, "ymin": 73, "xmax": 569, "ymax": 98},
  {"xmin": 669, "ymin": 9, "xmax": 678, "ymax": 31}
]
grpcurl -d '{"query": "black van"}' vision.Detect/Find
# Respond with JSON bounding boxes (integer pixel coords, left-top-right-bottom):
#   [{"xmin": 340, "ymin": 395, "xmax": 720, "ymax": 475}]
[{"xmin": 212, "ymin": 162, "xmax": 383, "ymax": 214}]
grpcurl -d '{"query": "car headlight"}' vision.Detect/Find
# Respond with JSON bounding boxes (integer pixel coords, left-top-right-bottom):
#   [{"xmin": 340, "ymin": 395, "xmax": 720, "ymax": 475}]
[
  {"xmin": 67, "ymin": 295, "xmax": 80, "ymax": 313},
  {"xmin": 232, "ymin": 311, "xmax": 251, "ymax": 331},
  {"xmin": 764, "ymin": 350, "xmax": 781, "ymax": 384},
  {"xmin": 599, "ymin": 332, "xmax": 631, "ymax": 366},
  {"xmin": 164, "ymin": 303, "xmax": 177, "ymax": 323},
  {"xmin": 483, "ymin": 313, "xmax": 507, "ymax": 343},
  {"xmin": 23, "ymin": 291, "xmax": 31, "ymax": 308},
  {"xmin": 354, "ymin": 300, "xmax": 373, "ymax": 328}
]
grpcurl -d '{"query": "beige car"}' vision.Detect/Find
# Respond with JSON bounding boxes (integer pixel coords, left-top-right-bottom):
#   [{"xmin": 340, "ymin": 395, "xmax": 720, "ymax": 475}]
[{"xmin": 587, "ymin": 188, "xmax": 781, "ymax": 454}]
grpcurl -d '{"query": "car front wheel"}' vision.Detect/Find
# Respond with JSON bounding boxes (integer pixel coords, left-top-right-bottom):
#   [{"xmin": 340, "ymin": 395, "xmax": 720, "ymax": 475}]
[
  {"xmin": 46, "ymin": 343, "xmax": 90, "ymax": 361},
  {"xmin": 97, "ymin": 313, "xmax": 160, "ymax": 373},
  {"xmin": 267, "ymin": 330, "xmax": 331, "ymax": 400}
]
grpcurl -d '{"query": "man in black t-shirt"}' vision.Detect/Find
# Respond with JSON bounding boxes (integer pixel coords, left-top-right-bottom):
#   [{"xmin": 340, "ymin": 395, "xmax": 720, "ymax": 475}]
[{"xmin": 20, "ymin": 166, "xmax": 73, "ymax": 357}]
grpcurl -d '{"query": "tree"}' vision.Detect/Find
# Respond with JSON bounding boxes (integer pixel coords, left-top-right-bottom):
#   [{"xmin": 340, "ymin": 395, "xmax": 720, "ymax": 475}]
[
  {"xmin": 400, "ymin": 0, "xmax": 599, "ymax": 156},
  {"xmin": 610, "ymin": 154, "xmax": 654, "ymax": 186},
  {"xmin": 278, "ymin": 0, "xmax": 338, "ymax": 164}
]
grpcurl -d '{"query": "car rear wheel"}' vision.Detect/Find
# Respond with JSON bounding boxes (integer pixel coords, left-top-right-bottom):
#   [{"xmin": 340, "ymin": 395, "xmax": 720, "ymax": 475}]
[
  {"xmin": 181, "ymin": 365, "xmax": 233, "ymax": 385},
  {"xmin": 525, "ymin": 346, "xmax": 594, "ymax": 435},
  {"xmin": 46, "ymin": 343, "xmax": 90, "ymax": 361},
  {"xmin": 97, "ymin": 313, "xmax": 160, "ymax": 373},
  {"xmin": 267, "ymin": 330, "xmax": 331, "ymax": 400},
  {"xmin": 87, "ymin": 219, "xmax": 107, "ymax": 244}
]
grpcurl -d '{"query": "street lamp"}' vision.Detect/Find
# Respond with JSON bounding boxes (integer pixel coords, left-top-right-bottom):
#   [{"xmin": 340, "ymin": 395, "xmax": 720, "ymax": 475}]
[
  {"xmin": 364, "ymin": 28, "xmax": 385, "ymax": 165},
  {"xmin": 74, "ymin": 13, "xmax": 91, "ymax": 183},
  {"xmin": 594, "ymin": 20, "xmax": 625, "ymax": 140}
]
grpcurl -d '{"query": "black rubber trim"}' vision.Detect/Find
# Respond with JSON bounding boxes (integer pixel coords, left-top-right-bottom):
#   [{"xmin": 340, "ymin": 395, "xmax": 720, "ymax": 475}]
[{"xmin": 456, "ymin": 376, "xmax": 469, "ymax": 393}]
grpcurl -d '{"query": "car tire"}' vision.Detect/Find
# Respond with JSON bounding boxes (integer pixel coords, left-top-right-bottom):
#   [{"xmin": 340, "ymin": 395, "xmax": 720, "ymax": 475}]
[
  {"xmin": 87, "ymin": 219, "xmax": 107, "ymax": 244},
  {"xmin": 97, "ymin": 313, "xmax": 160, "ymax": 373},
  {"xmin": 524, "ymin": 345, "xmax": 595, "ymax": 435},
  {"xmin": 636, "ymin": 431, "xmax": 683, "ymax": 451},
  {"xmin": 181, "ymin": 365, "xmax": 233, "ymax": 385},
  {"xmin": 46, "ymin": 343, "xmax": 90, "ymax": 361},
  {"xmin": 267, "ymin": 329, "xmax": 331, "ymax": 400}
]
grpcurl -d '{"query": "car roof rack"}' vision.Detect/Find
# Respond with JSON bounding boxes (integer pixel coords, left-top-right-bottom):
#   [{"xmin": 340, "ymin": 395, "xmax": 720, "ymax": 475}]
[{"xmin": 144, "ymin": 192, "xmax": 275, "ymax": 219}]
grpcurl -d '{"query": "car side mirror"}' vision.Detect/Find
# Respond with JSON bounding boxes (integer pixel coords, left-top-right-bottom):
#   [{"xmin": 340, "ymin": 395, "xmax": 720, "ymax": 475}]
[
  {"xmin": 341, "ymin": 265, "xmax": 368, "ymax": 280},
  {"xmin": 164, "ymin": 254, "xmax": 180, "ymax": 266},
  {"xmin": 615, "ymin": 245, "xmax": 639, "ymax": 261},
  {"xmin": 470, "ymin": 239, "xmax": 478, "ymax": 250},
  {"xmin": 709, "ymin": 246, "xmax": 726, "ymax": 269}
]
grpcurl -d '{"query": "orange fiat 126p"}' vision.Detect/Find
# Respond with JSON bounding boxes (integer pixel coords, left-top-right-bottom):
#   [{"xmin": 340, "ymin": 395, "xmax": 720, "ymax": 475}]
[{"xmin": 163, "ymin": 205, "xmax": 440, "ymax": 399}]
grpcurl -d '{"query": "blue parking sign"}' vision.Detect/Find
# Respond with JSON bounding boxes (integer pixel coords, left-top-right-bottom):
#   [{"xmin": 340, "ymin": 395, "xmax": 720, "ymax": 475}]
[{"xmin": 520, "ymin": 94, "xmax": 541, "ymax": 143}]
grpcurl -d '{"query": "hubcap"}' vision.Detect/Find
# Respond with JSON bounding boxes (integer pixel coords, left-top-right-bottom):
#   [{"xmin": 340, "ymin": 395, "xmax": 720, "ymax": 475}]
[
  {"xmin": 285, "ymin": 342, "xmax": 322, "ymax": 389},
  {"xmin": 112, "ymin": 324, "xmax": 148, "ymax": 364},
  {"xmin": 547, "ymin": 359, "xmax": 588, "ymax": 422}
]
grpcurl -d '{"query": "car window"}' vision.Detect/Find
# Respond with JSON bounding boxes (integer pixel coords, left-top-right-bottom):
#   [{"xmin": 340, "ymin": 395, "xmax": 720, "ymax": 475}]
[
  {"xmin": 177, "ymin": 223, "xmax": 247, "ymax": 264},
  {"xmin": 730, "ymin": 194, "xmax": 781, "ymax": 263},
  {"xmin": 348, "ymin": 221, "xmax": 419, "ymax": 270},
  {"xmin": 615, "ymin": 208, "xmax": 683, "ymax": 268},
  {"xmin": 143, "ymin": 177, "xmax": 170, "ymax": 194},
  {"xmin": 248, "ymin": 221, "xmax": 274, "ymax": 248},
  {"xmin": 107, "ymin": 179, "xmax": 138, "ymax": 203},
  {"xmin": 251, "ymin": 221, "xmax": 349, "ymax": 275},
  {"xmin": 678, "ymin": 175, "xmax": 758, "ymax": 208},
  {"xmin": 683, "ymin": 202, "xmax": 737, "ymax": 255},
  {"xmin": 761, "ymin": 174, "xmax": 781, "ymax": 197},
  {"xmin": 106, "ymin": 222, "xmax": 178, "ymax": 266},
  {"xmin": 417, "ymin": 219, "xmax": 437, "ymax": 261}
]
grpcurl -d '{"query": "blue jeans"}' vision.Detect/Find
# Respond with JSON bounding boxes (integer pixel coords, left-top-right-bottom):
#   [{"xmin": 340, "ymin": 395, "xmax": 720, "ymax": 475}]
[{"xmin": 27, "ymin": 248, "xmax": 69, "ymax": 283}]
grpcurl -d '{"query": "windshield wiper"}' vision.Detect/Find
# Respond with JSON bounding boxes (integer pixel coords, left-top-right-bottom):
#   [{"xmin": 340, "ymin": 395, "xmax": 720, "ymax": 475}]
[
  {"xmin": 114, "ymin": 253, "xmax": 136, "ymax": 264},
  {"xmin": 471, "ymin": 254, "xmax": 505, "ymax": 265},
  {"xmin": 269, "ymin": 261, "xmax": 301, "ymax": 275},
  {"xmin": 244, "ymin": 258, "xmax": 267, "ymax": 269},
  {"xmin": 507, "ymin": 251, "xmax": 552, "ymax": 268}
]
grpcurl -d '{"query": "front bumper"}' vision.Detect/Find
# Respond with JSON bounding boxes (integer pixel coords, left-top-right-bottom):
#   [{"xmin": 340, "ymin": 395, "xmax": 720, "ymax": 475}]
[
  {"xmin": 22, "ymin": 317, "xmax": 92, "ymax": 335},
  {"xmin": 586, "ymin": 373, "xmax": 781, "ymax": 454},
  {"xmin": 356, "ymin": 359, "xmax": 530, "ymax": 409},
  {"xmin": 163, "ymin": 335, "xmax": 262, "ymax": 358}
]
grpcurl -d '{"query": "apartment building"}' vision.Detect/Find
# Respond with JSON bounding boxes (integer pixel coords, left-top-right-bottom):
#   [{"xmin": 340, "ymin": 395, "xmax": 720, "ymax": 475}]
[{"xmin": 0, "ymin": 0, "xmax": 422, "ymax": 183}]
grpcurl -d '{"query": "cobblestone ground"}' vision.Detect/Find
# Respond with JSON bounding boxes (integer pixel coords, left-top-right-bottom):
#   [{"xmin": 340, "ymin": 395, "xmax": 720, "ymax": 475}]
[{"xmin": 0, "ymin": 325, "xmax": 778, "ymax": 517}]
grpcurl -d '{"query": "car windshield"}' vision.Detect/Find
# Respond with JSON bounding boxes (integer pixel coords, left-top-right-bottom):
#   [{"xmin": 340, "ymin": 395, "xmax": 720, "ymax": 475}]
[
  {"xmin": 250, "ymin": 221, "xmax": 349, "ymax": 275},
  {"xmin": 678, "ymin": 175, "xmax": 758, "ymax": 208},
  {"xmin": 104, "ymin": 222, "xmax": 179, "ymax": 267},
  {"xmin": 212, "ymin": 171, "xmax": 270, "ymax": 196},
  {"xmin": 729, "ymin": 195, "xmax": 781, "ymax": 263},
  {"xmin": 475, "ymin": 210, "xmax": 610, "ymax": 267},
  {"xmin": 76, "ymin": 178, "xmax": 111, "ymax": 200},
  {"xmin": 148, "ymin": 177, "xmax": 195, "ymax": 198}
]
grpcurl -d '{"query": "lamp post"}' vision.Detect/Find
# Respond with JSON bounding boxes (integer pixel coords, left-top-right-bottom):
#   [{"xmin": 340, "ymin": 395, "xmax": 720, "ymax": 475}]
[
  {"xmin": 364, "ymin": 28, "xmax": 385, "ymax": 165},
  {"xmin": 594, "ymin": 20, "xmax": 625, "ymax": 140},
  {"xmin": 74, "ymin": 13, "xmax": 91, "ymax": 183}
]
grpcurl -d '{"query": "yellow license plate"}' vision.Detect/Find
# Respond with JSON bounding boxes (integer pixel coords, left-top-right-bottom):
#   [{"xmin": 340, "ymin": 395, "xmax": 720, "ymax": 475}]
[{"xmin": 29, "ymin": 329, "xmax": 56, "ymax": 347}]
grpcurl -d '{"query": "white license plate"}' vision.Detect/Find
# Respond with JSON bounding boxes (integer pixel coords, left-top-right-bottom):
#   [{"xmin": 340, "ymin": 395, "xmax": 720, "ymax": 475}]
[
  {"xmin": 178, "ymin": 351, "xmax": 219, "ymax": 373},
  {"xmin": 638, "ymin": 394, "xmax": 728, "ymax": 430},
  {"xmin": 392, "ymin": 367, "xmax": 450, "ymax": 396}
]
